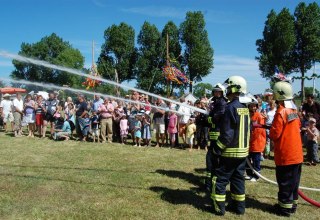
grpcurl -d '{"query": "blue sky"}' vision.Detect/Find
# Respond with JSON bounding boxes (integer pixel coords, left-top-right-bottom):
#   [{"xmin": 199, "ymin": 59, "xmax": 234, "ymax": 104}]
[{"xmin": 0, "ymin": 0, "xmax": 319, "ymax": 94}]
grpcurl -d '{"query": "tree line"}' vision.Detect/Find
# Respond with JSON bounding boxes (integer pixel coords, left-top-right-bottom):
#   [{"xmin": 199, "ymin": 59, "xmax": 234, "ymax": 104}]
[
  {"xmin": 11, "ymin": 11, "xmax": 214, "ymax": 95},
  {"xmin": 256, "ymin": 2, "xmax": 320, "ymax": 100}
]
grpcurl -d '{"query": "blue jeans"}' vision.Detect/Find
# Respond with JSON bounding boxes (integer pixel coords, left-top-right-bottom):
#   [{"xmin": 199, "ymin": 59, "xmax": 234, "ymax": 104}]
[
  {"xmin": 307, "ymin": 140, "xmax": 319, "ymax": 163},
  {"xmin": 246, "ymin": 152, "xmax": 261, "ymax": 179}
]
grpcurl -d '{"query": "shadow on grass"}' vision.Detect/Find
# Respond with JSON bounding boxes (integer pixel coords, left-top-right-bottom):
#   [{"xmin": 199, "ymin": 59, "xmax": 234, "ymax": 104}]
[
  {"xmin": 246, "ymin": 195, "xmax": 275, "ymax": 215},
  {"xmin": 152, "ymin": 169, "xmax": 212, "ymax": 212},
  {"xmin": 150, "ymin": 186, "xmax": 212, "ymax": 212},
  {"xmin": 194, "ymin": 168, "xmax": 206, "ymax": 174},
  {"xmin": 152, "ymin": 169, "xmax": 277, "ymax": 215},
  {"xmin": 155, "ymin": 169, "xmax": 205, "ymax": 189},
  {"xmin": 0, "ymin": 172, "xmax": 148, "ymax": 190}
]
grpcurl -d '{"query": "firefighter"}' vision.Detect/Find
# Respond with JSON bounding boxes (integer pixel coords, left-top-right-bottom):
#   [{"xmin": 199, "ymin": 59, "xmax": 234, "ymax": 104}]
[
  {"xmin": 211, "ymin": 76, "xmax": 250, "ymax": 216},
  {"xmin": 269, "ymin": 81, "xmax": 303, "ymax": 217},
  {"xmin": 205, "ymin": 83, "xmax": 227, "ymax": 192}
]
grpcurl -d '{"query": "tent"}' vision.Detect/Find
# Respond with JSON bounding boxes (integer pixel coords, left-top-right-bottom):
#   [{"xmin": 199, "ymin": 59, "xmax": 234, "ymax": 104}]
[
  {"xmin": 180, "ymin": 93, "xmax": 198, "ymax": 104},
  {"xmin": 0, "ymin": 87, "xmax": 27, "ymax": 94}
]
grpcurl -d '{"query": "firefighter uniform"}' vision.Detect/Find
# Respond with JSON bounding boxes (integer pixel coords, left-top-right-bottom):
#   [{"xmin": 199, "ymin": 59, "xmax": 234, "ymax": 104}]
[
  {"xmin": 269, "ymin": 81, "xmax": 303, "ymax": 216},
  {"xmin": 270, "ymin": 105, "xmax": 303, "ymax": 216},
  {"xmin": 212, "ymin": 97, "xmax": 250, "ymax": 215},
  {"xmin": 205, "ymin": 95, "xmax": 227, "ymax": 191}
]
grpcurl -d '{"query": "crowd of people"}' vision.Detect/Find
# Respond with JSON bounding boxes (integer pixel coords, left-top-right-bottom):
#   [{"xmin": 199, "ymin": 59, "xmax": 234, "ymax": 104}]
[
  {"xmin": 0, "ymin": 91, "xmax": 213, "ymax": 150},
  {"xmin": 0, "ymin": 89, "xmax": 319, "ymax": 159}
]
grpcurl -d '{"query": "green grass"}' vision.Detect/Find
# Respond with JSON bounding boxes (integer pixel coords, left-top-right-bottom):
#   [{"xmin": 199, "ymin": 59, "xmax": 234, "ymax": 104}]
[{"xmin": 0, "ymin": 132, "xmax": 319, "ymax": 220}]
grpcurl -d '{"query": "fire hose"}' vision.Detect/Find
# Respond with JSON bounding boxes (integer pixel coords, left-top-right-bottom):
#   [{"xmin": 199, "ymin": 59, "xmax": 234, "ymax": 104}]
[{"xmin": 246, "ymin": 158, "xmax": 320, "ymax": 208}]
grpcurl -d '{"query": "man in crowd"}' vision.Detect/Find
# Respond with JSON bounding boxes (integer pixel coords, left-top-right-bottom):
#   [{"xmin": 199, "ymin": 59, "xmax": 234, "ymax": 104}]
[
  {"xmin": 302, "ymin": 94, "xmax": 320, "ymax": 129},
  {"xmin": 99, "ymin": 97, "xmax": 114, "ymax": 143},
  {"xmin": 0, "ymin": 93, "xmax": 14, "ymax": 132},
  {"xmin": 75, "ymin": 94, "xmax": 88, "ymax": 141},
  {"xmin": 43, "ymin": 92, "xmax": 59, "ymax": 138},
  {"xmin": 177, "ymin": 97, "xmax": 191, "ymax": 147},
  {"xmin": 12, "ymin": 93, "xmax": 24, "ymax": 137},
  {"xmin": 93, "ymin": 94, "xmax": 103, "ymax": 112},
  {"xmin": 152, "ymin": 98, "xmax": 167, "ymax": 147}
]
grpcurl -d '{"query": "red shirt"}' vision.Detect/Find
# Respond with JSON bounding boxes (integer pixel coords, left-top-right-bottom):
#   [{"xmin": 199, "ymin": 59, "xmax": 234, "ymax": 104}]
[
  {"xmin": 270, "ymin": 105, "xmax": 303, "ymax": 166},
  {"xmin": 250, "ymin": 112, "xmax": 266, "ymax": 153}
]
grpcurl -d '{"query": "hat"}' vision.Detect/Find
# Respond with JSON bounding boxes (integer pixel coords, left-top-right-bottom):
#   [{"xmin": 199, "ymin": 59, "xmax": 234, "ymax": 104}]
[
  {"xmin": 309, "ymin": 118, "xmax": 316, "ymax": 123},
  {"xmin": 2, "ymin": 93, "xmax": 10, "ymax": 98}
]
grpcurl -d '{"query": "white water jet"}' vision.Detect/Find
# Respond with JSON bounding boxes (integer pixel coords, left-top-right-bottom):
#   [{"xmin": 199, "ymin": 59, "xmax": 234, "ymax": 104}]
[
  {"xmin": 0, "ymin": 77, "xmax": 192, "ymax": 116},
  {"xmin": 0, "ymin": 51, "xmax": 207, "ymax": 114}
]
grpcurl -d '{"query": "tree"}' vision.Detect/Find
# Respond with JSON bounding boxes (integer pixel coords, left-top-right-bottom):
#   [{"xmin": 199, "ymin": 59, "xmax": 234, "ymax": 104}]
[
  {"xmin": 98, "ymin": 22, "xmax": 137, "ymax": 83},
  {"xmin": 180, "ymin": 11, "xmax": 214, "ymax": 93},
  {"xmin": 256, "ymin": 9, "xmax": 296, "ymax": 78},
  {"xmin": 293, "ymin": 2, "xmax": 320, "ymax": 100},
  {"xmin": 11, "ymin": 33, "xmax": 84, "ymax": 87},
  {"xmin": 304, "ymin": 86, "xmax": 319, "ymax": 98},
  {"xmin": 193, "ymin": 82, "xmax": 213, "ymax": 98},
  {"xmin": 136, "ymin": 21, "xmax": 164, "ymax": 93}
]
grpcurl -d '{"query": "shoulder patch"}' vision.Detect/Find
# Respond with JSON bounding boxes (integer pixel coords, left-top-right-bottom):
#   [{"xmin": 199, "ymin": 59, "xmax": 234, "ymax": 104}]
[
  {"xmin": 237, "ymin": 108, "xmax": 249, "ymax": 115},
  {"xmin": 287, "ymin": 113, "xmax": 299, "ymax": 122}
]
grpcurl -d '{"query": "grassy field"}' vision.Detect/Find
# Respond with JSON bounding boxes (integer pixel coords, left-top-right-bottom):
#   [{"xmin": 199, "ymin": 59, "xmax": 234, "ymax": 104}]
[{"xmin": 0, "ymin": 132, "xmax": 319, "ymax": 220}]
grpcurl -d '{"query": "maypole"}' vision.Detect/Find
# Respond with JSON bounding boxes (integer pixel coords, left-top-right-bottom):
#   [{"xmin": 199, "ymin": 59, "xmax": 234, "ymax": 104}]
[
  {"xmin": 162, "ymin": 33, "xmax": 191, "ymax": 97},
  {"xmin": 82, "ymin": 40, "xmax": 101, "ymax": 92},
  {"xmin": 166, "ymin": 33, "xmax": 170, "ymax": 97}
]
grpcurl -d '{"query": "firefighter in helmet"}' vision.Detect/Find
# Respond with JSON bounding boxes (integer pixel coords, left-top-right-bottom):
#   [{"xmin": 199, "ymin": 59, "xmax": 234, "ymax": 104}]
[
  {"xmin": 205, "ymin": 83, "xmax": 227, "ymax": 192},
  {"xmin": 212, "ymin": 76, "xmax": 250, "ymax": 215},
  {"xmin": 269, "ymin": 81, "xmax": 303, "ymax": 217}
]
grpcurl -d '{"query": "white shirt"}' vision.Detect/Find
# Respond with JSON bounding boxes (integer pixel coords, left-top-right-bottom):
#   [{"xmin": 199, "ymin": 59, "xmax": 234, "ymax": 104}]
[
  {"xmin": 178, "ymin": 103, "xmax": 192, "ymax": 124},
  {"xmin": 13, "ymin": 98, "xmax": 23, "ymax": 112},
  {"xmin": 266, "ymin": 108, "xmax": 276, "ymax": 125},
  {"xmin": 0, "ymin": 99, "xmax": 13, "ymax": 114}
]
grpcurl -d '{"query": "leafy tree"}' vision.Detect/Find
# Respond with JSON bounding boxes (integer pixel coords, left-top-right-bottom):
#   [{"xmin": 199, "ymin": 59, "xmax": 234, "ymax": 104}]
[
  {"xmin": 193, "ymin": 82, "xmax": 213, "ymax": 98},
  {"xmin": 304, "ymin": 86, "xmax": 319, "ymax": 97},
  {"xmin": 180, "ymin": 11, "xmax": 214, "ymax": 93},
  {"xmin": 293, "ymin": 2, "xmax": 320, "ymax": 100},
  {"xmin": 0, "ymin": 80, "xmax": 5, "ymax": 88},
  {"xmin": 98, "ymin": 22, "xmax": 137, "ymax": 83},
  {"xmin": 136, "ymin": 21, "xmax": 163, "ymax": 93},
  {"xmin": 256, "ymin": 8, "xmax": 296, "ymax": 78},
  {"xmin": 11, "ymin": 33, "xmax": 84, "ymax": 87}
]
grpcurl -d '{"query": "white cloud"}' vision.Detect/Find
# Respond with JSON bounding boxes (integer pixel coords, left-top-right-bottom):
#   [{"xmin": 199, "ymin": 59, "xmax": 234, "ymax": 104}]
[
  {"xmin": 120, "ymin": 6, "xmax": 237, "ymax": 24},
  {"xmin": 121, "ymin": 6, "xmax": 186, "ymax": 19},
  {"xmin": 201, "ymin": 55, "xmax": 266, "ymax": 94},
  {"xmin": 92, "ymin": 0, "xmax": 106, "ymax": 8}
]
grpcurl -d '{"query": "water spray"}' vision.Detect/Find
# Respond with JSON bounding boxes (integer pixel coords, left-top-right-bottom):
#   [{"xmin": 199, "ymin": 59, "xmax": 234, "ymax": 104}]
[
  {"xmin": 0, "ymin": 77, "xmax": 191, "ymax": 116},
  {"xmin": 0, "ymin": 51, "xmax": 207, "ymax": 114}
]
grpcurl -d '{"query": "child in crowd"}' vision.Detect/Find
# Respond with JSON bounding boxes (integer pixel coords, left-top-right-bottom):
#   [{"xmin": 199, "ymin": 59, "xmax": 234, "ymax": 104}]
[
  {"xmin": 81, "ymin": 112, "xmax": 91, "ymax": 142},
  {"xmin": 24, "ymin": 94, "xmax": 36, "ymax": 138},
  {"xmin": 246, "ymin": 102, "xmax": 266, "ymax": 182},
  {"xmin": 186, "ymin": 118, "xmax": 196, "ymax": 151},
  {"xmin": 53, "ymin": 117, "xmax": 71, "ymax": 141},
  {"xmin": 90, "ymin": 110, "xmax": 100, "ymax": 143},
  {"xmin": 120, "ymin": 114, "xmax": 129, "ymax": 145},
  {"xmin": 168, "ymin": 111, "xmax": 178, "ymax": 148},
  {"xmin": 304, "ymin": 117, "xmax": 319, "ymax": 165},
  {"xmin": 134, "ymin": 114, "xmax": 142, "ymax": 147},
  {"xmin": 142, "ymin": 113, "xmax": 151, "ymax": 146}
]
